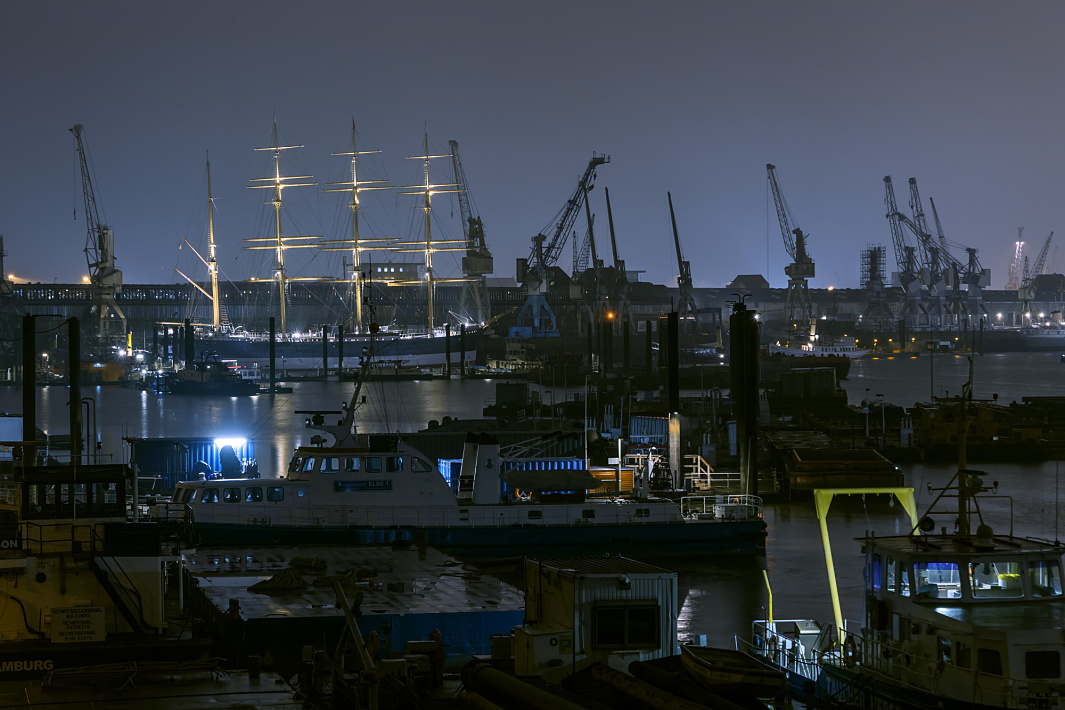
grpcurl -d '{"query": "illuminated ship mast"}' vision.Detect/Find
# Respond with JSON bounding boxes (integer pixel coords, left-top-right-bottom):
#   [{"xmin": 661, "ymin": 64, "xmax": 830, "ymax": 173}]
[
  {"xmin": 243, "ymin": 121, "xmax": 319, "ymax": 340},
  {"xmin": 173, "ymin": 153, "xmax": 226, "ymax": 333},
  {"xmin": 396, "ymin": 134, "xmax": 464, "ymax": 331},
  {"xmin": 319, "ymin": 122, "xmax": 393, "ymax": 333}
]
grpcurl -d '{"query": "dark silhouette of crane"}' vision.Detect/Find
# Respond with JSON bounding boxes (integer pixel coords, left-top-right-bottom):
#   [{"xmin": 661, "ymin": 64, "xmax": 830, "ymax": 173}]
[
  {"xmin": 1019, "ymin": 231, "xmax": 1054, "ymax": 321},
  {"xmin": 512, "ymin": 153, "xmax": 609, "ymax": 338},
  {"xmin": 766, "ymin": 164, "xmax": 814, "ymax": 328},
  {"xmin": 449, "ymin": 140, "xmax": 493, "ymax": 326},
  {"xmin": 70, "ymin": 124, "xmax": 126, "ymax": 342},
  {"xmin": 883, "ymin": 176, "xmax": 925, "ymax": 326},
  {"xmin": 667, "ymin": 192, "xmax": 699, "ymax": 333}
]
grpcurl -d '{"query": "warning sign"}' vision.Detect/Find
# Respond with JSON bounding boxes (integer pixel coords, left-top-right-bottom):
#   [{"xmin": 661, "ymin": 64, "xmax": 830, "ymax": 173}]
[{"xmin": 50, "ymin": 607, "xmax": 105, "ymax": 643}]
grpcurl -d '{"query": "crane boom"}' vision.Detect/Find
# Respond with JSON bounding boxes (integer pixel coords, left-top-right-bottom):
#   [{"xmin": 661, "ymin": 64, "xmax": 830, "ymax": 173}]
[
  {"xmin": 449, "ymin": 140, "xmax": 492, "ymax": 325},
  {"xmin": 70, "ymin": 124, "xmax": 126, "ymax": 341},
  {"xmin": 528, "ymin": 153, "xmax": 609, "ymax": 275}
]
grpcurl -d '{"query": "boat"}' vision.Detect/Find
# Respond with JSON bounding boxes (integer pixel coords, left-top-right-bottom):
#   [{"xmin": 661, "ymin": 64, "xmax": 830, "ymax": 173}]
[
  {"xmin": 679, "ymin": 643, "xmax": 790, "ymax": 698},
  {"xmin": 164, "ymin": 351, "xmax": 261, "ymax": 396},
  {"xmin": 1019, "ymin": 323, "xmax": 1065, "ymax": 351},
  {"xmin": 746, "ymin": 367, "xmax": 1065, "ymax": 709},
  {"xmin": 148, "ymin": 355, "xmax": 767, "ymax": 557},
  {"xmin": 767, "ymin": 335, "xmax": 868, "ymax": 359},
  {"xmin": 175, "ymin": 123, "xmax": 482, "ymax": 374}
]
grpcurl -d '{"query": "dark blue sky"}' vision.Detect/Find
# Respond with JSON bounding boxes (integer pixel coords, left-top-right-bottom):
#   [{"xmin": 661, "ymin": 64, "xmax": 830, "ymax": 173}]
[{"xmin": 4, "ymin": 2, "xmax": 1063, "ymax": 289}]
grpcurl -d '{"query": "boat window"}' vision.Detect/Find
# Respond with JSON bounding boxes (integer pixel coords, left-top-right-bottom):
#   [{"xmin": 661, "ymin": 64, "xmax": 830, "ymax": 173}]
[
  {"xmin": 914, "ymin": 562, "xmax": 961, "ymax": 599},
  {"xmin": 937, "ymin": 636, "xmax": 952, "ymax": 664},
  {"xmin": 969, "ymin": 560, "xmax": 1023, "ymax": 598},
  {"xmin": 1025, "ymin": 650, "xmax": 1061, "ymax": 679},
  {"xmin": 365, "ymin": 457, "xmax": 382, "ymax": 474},
  {"xmin": 201, "ymin": 488, "xmax": 219, "ymax": 503},
  {"xmin": 887, "ymin": 557, "xmax": 910, "ymax": 597},
  {"xmin": 386, "ymin": 457, "xmax": 403, "ymax": 473},
  {"xmin": 635, "ymin": 508, "xmax": 651, "ymax": 518},
  {"xmin": 593, "ymin": 603, "xmax": 660, "ymax": 649},
  {"xmin": 297, "ymin": 489, "xmax": 305, "ymax": 497},
  {"xmin": 289, "ymin": 457, "xmax": 303, "ymax": 473},
  {"xmin": 301, "ymin": 458, "xmax": 316, "ymax": 473},
  {"xmin": 956, "ymin": 641, "xmax": 971, "ymax": 669},
  {"xmin": 527, "ymin": 510, "xmax": 543, "ymax": 520},
  {"xmin": 181, "ymin": 489, "xmax": 197, "ymax": 504},
  {"xmin": 223, "ymin": 488, "xmax": 241, "ymax": 503},
  {"xmin": 1028, "ymin": 560, "xmax": 1063, "ymax": 597},
  {"xmin": 977, "ymin": 648, "xmax": 1003, "ymax": 676},
  {"xmin": 411, "ymin": 457, "xmax": 432, "ymax": 473},
  {"xmin": 266, "ymin": 487, "xmax": 284, "ymax": 502},
  {"xmin": 344, "ymin": 457, "xmax": 361, "ymax": 472},
  {"xmin": 321, "ymin": 458, "xmax": 339, "ymax": 474},
  {"xmin": 582, "ymin": 509, "xmax": 596, "ymax": 519},
  {"xmin": 245, "ymin": 487, "xmax": 263, "ymax": 503}
]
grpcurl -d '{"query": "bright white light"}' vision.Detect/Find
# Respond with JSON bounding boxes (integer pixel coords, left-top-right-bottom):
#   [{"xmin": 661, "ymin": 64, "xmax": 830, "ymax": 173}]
[
  {"xmin": 214, "ymin": 437, "xmax": 247, "ymax": 450},
  {"xmin": 135, "ymin": 353, "xmax": 144, "ymax": 362}
]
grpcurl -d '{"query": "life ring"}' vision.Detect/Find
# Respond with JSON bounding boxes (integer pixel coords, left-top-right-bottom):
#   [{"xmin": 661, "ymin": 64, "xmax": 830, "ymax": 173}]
[
  {"xmin": 366, "ymin": 630, "xmax": 380, "ymax": 660},
  {"xmin": 842, "ymin": 635, "xmax": 859, "ymax": 667}
]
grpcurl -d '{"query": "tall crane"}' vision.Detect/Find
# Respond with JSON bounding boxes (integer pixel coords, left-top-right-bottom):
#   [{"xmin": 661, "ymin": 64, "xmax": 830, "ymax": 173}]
[
  {"xmin": 70, "ymin": 124, "xmax": 126, "ymax": 342},
  {"xmin": 1006, "ymin": 229, "xmax": 1025, "ymax": 291},
  {"xmin": 603, "ymin": 187, "xmax": 632, "ymax": 328},
  {"xmin": 928, "ymin": 195, "xmax": 989, "ymax": 324},
  {"xmin": 883, "ymin": 176, "xmax": 925, "ymax": 326},
  {"xmin": 766, "ymin": 164, "xmax": 814, "ymax": 329},
  {"xmin": 907, "ymin": 178, "xmax": 947, "ymax": 326},
  {"xmin": 1019, "ymin": 231, "xmax": 1054, "ymax": 321},
  {"xmin": 512, "ymin": 152, "xmax": 609, "ymax": 338},
  {"xmin": 449, "ymin": 140, "xmax": 493, "ymax": 326},
  {"xmin": 668, "ymin": 192, "xmax": 699, "ymax": 333}
]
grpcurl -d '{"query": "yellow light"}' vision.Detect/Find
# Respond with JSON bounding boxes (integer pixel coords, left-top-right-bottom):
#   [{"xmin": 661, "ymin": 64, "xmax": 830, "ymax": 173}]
[
  {"xmin": 82, "ymin": 276, "xmax": 90, "ymax": 283},
  {"xmin": 607, "ymin": 312, "xmax": 615, "ymax": 319}
]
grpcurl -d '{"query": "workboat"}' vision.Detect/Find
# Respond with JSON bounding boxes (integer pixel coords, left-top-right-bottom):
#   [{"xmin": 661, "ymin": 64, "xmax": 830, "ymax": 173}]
[
  {"xmin": 164, "ymin": 351, "xmax": 261, "ymax": 396},
  {"xmin": 149, "ymin": 359, "xmax": 766, "ymax": 557},
  {"xmin": 767, "ymin": 335, "xmax": 867, "ymax": 359},
  {"xmin": 745, "ymin": 372, "xmax": 1065, "ymax": 709}
]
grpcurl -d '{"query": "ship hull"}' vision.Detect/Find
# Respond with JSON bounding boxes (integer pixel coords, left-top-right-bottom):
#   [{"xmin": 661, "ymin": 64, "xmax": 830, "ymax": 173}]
[
  {"xmin": 190, "ymin": 519, "xmax": 768, "ymax": 557},
  {"xmin": 196, "ymin": 329, "xmax": 482, "ymax": 370},
  {"xmin": 816, "ymin": 664, "xmax": 1003, "ymax": 710}
]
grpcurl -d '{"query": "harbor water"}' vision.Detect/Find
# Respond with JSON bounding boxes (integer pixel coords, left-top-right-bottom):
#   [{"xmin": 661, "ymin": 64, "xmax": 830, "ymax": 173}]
[{"xmin": 2, "ymin": 351, "xmax": 1064, "ymax": 650}]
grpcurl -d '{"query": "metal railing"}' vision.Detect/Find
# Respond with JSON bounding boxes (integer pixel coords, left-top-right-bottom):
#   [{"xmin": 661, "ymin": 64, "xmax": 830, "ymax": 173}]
[{"xmin": 680, "ymin": 494, "xmax": 762, "ymax": 521}]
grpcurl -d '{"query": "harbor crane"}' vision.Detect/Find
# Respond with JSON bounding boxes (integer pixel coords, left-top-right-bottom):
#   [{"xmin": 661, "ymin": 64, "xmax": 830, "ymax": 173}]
[
  {"xmin": 667, "ymin": 192, "xmax": 699, "ymax": 334},
  {"xmin": 603, "ymin": 187, "xmax": 632, "ymax": 328},
  {"xmin": 1019, "ymin": 230, "xmax": 1054, "ymax": 321},
  {"xmin": 449, "ymin": 140, "xmax": 493, "ymax": 327},
  {"xmin": 906, "ymin": 178, "xmax": 948, "ymax": 327},
  {"xmin": 512, "ymin": 153, "xmax": 609, "ymax": 338},
  {"xmin": 928, "ymin": 195, "xmax": 989, "ymax": 324},
  {"xmin": 1006, "ymin": 228, "xmax": 1025, "ymax": 291},
  {"xmin": 766, "ymin": 164, "xmax": 814, "ymax": 329},
  {"xmin": 883, "ymin": 176, "xmax": 925, "ymax": 326},
  {"xmin": 70, "ymin": 124, "xmax": 127, "ymax": 342}
]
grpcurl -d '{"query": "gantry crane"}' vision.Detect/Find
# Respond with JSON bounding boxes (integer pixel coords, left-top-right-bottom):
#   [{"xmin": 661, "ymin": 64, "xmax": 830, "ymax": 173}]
[
  {"xmin": 767, "ymin": 164, "xmax": 814, "ymax": 329},
  {"xmin": 928, "ymin": 195, "xmax": 989, "ymax": 325},
  {"xmin": 906, "ymin": 178, "xmax": 948, "ymax": 326},
  {"xmin": 70, "ymin": 124, "xmax": 127, "ymax": 342},
  {"xmin": 668, "ymin": 192, "xmax": 699, "ymax": 334},
  {"xmin": 512, "ymin": 153, "xmax": 609, "ymax": 338},
  {"xmin": 883, "ymin": 176, "xmax": 925, "ymax": 327},
  {"xmin": 449, "ymin": 140, "xmax": 493, "ymax": 326},
  {"xmin": 1019, "ymin": 231, "xmax": 1054, "ymax": 321}
]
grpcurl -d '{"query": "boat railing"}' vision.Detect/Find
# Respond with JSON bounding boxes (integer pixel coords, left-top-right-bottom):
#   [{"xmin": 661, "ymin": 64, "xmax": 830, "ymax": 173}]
[
  {"xmin": 744, "ymin": 619, "xmax": 825, "ymax": 683},
  {"xmin": 684, "ymin": 469, "xmax": 743, "ymax": 492},
  {"xmin": 680, "ymin": 494, "xmax": 762, "ymax": 520}
]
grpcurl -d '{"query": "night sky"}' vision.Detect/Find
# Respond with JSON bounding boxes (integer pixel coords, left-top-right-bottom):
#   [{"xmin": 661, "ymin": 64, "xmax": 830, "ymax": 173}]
[{"xmin": 4, "ymin": 2, "xmax": 1064, "ymax": 290}]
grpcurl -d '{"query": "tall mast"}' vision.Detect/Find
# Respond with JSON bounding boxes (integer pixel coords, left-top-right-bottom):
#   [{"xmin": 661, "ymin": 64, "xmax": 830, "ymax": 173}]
[
  {"xmin": 397, "ymin": 133, "xmax": 460, "ymax": 332},
  {"xmin": 320, "ymin": 122, "xmax": 392, "ymax": 333},
  {"xmin": 206, "ymin": 152, "xmax": 220, "ymax": 332},
  {"xmin": 244, "ymin": 121, "xmax": 318, "ymax": 340}
]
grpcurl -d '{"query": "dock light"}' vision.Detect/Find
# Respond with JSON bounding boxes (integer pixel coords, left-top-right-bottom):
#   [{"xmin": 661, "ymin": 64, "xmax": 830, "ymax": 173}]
[
  {"xmin": 82, "ymin": 276, "xmax": 90, "ymax": 283},
  {"xmin": 214, "ymin": 437, "xmax": 247, "ymax": 450}
]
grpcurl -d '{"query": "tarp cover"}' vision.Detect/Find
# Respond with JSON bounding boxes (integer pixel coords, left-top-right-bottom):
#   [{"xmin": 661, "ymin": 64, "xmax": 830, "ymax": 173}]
[{"xmin": 501, "ymin": 469, "xmax": 601, "ymax": 491}]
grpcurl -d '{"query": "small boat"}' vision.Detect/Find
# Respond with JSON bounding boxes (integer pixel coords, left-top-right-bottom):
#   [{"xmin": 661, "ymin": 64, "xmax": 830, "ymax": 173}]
[
  {"xmin": 164, "ymin": 351, "xmax": 261, "ymax": 396},
  {"xmin": 679, "ymin": 644, "xmax": 789, "ymax": 698},
  {"xmin": 767, "ymin": 335, "xmax": 868, "ymax": 359}
]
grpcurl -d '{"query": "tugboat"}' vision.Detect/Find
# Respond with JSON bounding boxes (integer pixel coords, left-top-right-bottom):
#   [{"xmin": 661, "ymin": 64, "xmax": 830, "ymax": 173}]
[
  {"xmin": 165, "ymin": 352, "xmax": 261, "ymax": 396},
  {"xmin": 749, "ymin": 360, "xmax": 1065, "ymax": 709}
]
